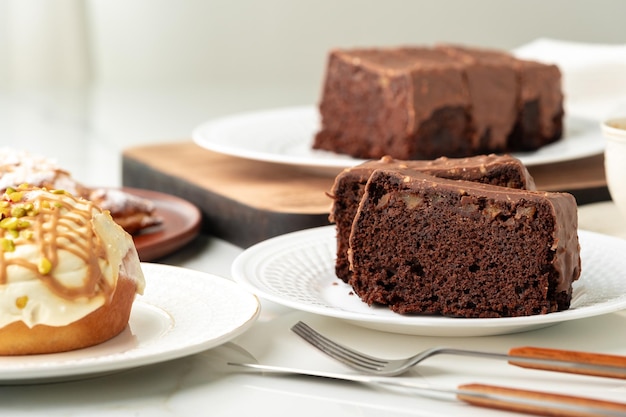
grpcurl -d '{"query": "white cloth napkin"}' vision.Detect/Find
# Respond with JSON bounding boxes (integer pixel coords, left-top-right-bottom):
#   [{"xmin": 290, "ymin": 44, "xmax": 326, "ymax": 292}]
[{"xmin": 513, "ymin": 38, "xmax": 626, "ymax": 121}]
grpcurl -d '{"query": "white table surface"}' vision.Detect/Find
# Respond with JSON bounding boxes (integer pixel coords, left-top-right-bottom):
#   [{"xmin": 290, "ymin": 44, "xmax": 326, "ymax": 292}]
[
  {"xmin": 1, "ymin": 203, "xmax": 624, "ymax": 417},
  {"xmin": 1, "ymin": 89, "xmax": 626, "ymax": 417}
]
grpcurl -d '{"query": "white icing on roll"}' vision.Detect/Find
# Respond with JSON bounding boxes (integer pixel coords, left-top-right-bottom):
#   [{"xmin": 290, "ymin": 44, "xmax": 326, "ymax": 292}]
[{"xmin": 0, "ymin": 186, "xmax": 145, "ymax": 328}]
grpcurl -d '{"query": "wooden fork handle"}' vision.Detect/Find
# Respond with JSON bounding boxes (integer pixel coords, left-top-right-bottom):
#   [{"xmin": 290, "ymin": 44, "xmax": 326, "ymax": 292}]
[
  {"xmin": 458, "ymin": 383, "xmax": 626, "ymax": 417},
  {"xmin": 508, "ymin": 346, "xmax": 626, "ymax": 379}
]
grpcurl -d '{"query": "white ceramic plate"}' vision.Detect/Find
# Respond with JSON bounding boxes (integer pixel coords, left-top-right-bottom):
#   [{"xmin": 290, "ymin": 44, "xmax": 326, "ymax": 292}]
[
  {"xmin": 231, "ymin": 226, "xmax": 626, "ymax": 337},
  {"xmin": 192, "ymin": 106, "xmax": 603, "ymax": 172},
  {"xmin": 0, "ymin": 263, "xmax": 260, "ymax": 384}
]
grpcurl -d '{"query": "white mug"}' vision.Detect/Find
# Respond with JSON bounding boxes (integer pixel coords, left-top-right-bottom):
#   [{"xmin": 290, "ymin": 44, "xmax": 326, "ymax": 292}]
[{"xmin": 602, "ymin": 117, "xmax": 626, "ymax": 220}]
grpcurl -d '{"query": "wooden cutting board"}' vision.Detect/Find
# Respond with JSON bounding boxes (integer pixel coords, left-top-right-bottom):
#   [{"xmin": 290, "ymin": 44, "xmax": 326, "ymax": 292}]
[{"xmin": 122, "ymin": 140, "xmax": 608, "ymax": 248}]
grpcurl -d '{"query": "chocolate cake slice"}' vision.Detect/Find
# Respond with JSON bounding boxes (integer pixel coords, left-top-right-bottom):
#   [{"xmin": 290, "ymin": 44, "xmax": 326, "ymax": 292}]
[
  {"xmin": 313, "ymin": 45, "xmax": 563, "ymax": 160},
  {"xmin": 329, "ymin": 154, "xmax": 536, "ymax": 283},
  {"xmin": 348, "ymin": 168, "xmax": 580, "ymax": 318}
]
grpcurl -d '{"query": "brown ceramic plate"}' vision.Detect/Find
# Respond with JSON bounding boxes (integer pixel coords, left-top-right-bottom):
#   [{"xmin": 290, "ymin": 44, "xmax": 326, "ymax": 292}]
[{"xmin": 122, "ymin": 187, "xmax": 202, "ymax": 261}]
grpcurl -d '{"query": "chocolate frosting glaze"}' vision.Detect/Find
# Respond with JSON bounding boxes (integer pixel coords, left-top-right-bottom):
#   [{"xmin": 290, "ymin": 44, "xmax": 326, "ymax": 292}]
[
  {"xmin": 548, "ymin": 190, "xmax": 582, "ymax": 294},
  {"xmin": 330, "ymin": 154, "xmax": 535, "ymax": 206}
]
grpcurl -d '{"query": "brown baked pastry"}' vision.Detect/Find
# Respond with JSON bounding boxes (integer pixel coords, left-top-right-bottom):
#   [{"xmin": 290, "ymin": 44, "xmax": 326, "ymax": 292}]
[
  {"xmin": 348, "ymin": 168, "xmax": 580, "ymax": 318},
  {"xmin": 329, "ymin": 154, "xmax": 536, "ymax": 283},
  {"xmin": 0, "ymin": 148, "xmax": 161, "ymax": 234},
  {"xmin": 0, "ymin": 185, "xmax": 145, "ymax": 355},
  {"xmin": 313, "ymin": 45, "xmax": 563, "ymax": 160},
  {"xmin": 88, "ymin": 188, "xmax": 160, "ymax": 235}
]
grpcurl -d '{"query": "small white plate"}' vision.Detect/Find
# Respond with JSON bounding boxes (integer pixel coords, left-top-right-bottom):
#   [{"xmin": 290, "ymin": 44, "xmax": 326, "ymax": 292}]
[
  {"xmin": 192, "ymin": 106, "xmax": 603, "ymax": 172},
  {"xmin": 231, "ymin": 226, "xmax": 626, "ymax": 337},
  {"xmin": 0, "ymin": 263, "xmax": 260, "ymax": 384}
]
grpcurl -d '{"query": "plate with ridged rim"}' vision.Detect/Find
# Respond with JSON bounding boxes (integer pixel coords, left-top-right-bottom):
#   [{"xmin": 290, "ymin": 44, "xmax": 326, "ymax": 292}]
[
  {"xmin": 0, "ymin": 263, "xmax": 260, "ymax": 384},
  {"xmin": 192, "ymin": 106, "xmax": 604, "ymax": 173},
  {"xmin": 231, "ymin": 226, "xmax": 626, "ymax": 337}
]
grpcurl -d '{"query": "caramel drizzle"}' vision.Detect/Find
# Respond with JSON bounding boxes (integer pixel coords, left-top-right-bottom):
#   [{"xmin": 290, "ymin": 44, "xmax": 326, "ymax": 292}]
[{"xmin": 0, "ymin": 188, "xmax": 113, "ymax": 301}]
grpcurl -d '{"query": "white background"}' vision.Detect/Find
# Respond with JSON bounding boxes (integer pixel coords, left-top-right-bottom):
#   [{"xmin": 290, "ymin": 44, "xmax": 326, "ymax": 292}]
[{"xmin": 0, "ymin": 0, "xmax": 624, "ymax": 185}]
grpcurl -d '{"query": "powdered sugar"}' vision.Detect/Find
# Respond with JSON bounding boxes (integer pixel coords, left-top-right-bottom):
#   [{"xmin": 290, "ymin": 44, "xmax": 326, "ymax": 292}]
[{"xmin": 0, "ymin": 148, "xmax": 72, "ymax": 192}]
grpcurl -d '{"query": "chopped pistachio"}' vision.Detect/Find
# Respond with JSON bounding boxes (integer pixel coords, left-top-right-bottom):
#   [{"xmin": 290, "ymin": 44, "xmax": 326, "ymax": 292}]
[
  {"xmin": 9, "ymin": 192, "xmax": 23, "ymax": 202},
  {"xmin": 0, "ymin": 217, "xmax": 30, "ymax": 231},
  {"xmin": 38, "ymin": 257, "xmax": 52, "ymax": 275},
  {"xmin": 0, "ymin": 217, "xmax": 18, "ymax": 229},
  {"xmin": 0, "ymin": 238, "xmax": 15, "ymax": 252},
  {"xmin": 16, "ymin": 219, "xmax": 30, "ymax": 229},
  {"xmin": 10, "ymin": 206, "xmax": 26, "ymax": 218},
  {"xmin": 15, "ymin": 296, "xmax": 28, "ymax": 309}
]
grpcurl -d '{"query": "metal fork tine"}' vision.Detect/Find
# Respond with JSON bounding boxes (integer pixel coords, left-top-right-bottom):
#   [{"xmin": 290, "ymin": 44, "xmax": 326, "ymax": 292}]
[
  {"xmin": 291, "ymin": 323, "xmax": 363, "ymax": 363},
  {"xmin": 291, "ymin": 322, "xmax": 388, "ymax": 370},
  {"xmin": 292, "ymin": 322, "xmax": 381, "ymax": 364},
  {"xmin": 291, "ymin": 323, "xmax": 382, "ymax": 370}
]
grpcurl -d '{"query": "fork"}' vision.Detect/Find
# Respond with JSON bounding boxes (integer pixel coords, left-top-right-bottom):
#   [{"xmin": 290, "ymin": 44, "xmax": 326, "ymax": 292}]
[{"xmin": 291, "ymin": 321, "xmax": 626, "ymax": 379}]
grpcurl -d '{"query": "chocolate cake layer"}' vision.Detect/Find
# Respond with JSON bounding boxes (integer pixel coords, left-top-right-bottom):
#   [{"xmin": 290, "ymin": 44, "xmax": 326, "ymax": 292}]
[
  {"xmin": 329, "ymin": 154, "xmax": 535, "ymax": 282},
  {"xmin": 348, "ymin": 168, "xmax": 580, "ymax": 318}
]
